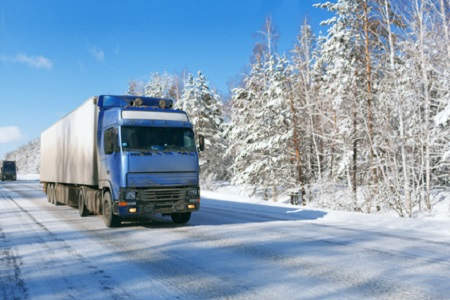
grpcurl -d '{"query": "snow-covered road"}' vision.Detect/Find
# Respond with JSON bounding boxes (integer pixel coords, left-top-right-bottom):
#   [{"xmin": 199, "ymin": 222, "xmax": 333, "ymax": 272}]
[{"xmin": 1, "ymin": 180, "xmax": 450, "ymax": 299}]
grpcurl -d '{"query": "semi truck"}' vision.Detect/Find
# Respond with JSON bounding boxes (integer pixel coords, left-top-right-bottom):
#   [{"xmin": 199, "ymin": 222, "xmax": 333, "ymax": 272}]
[
  {"xmin": 0, "ymin": 160, "xmax": 17, "ymax": 181},
  {"xmin": 40, "ymin": 95, "xmax": 204, "ymax": 227}
]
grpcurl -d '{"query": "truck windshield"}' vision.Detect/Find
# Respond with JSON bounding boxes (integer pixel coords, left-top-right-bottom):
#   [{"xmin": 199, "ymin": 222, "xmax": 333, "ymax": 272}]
[
  {"xmin": 3, "ymin": 162, "xmax": 15, "ymax": 171},
  {"xmin": 121, "ymin": 126, "xmax": 196, "ymax": 152}
]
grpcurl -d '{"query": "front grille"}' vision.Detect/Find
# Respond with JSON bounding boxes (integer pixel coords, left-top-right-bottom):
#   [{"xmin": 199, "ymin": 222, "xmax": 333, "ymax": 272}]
[
  {"xmin": 138, "ymin": 188, "xmax": 186, "ymax": 213},
  {"xmin": 139, "ymin": 188, "xmax": 186, "ymax": 202}
]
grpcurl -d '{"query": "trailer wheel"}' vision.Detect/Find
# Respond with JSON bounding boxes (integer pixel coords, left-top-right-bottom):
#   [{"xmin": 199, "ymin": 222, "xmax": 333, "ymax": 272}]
[
  {"xmin": 78, "ymin": 188, "xmax": 89, "ymax": 217},
  {"xmin": 171, "ymin": 212, "xmax": 191, "ymax": 224},
  {"xmin": 51, "ymin": 184, "xmax": 60, "ymax": 205},
  {"xmin": 50, "ymin": 184, "xmax": 56, "ymax": 205},
  {"xmin": 46, "ymin": 184, "xmax": 52, "ymax": 203},
  {"xmin": 102, "ymin": 191, "xmax": 120, "ymax": 227}
]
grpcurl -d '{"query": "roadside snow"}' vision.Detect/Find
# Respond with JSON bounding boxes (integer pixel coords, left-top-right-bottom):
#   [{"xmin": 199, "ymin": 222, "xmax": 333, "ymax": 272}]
[
  {"xmin": 17, "ymin": 174, "xmax": 40, "ymax": 181},
  {"xmin": 1, "ymin": 179, "xmax": 450, "ymax": 299},
  {"xmin": 23, "ymin": 174, "xmax": 450, "ymax": 234}
]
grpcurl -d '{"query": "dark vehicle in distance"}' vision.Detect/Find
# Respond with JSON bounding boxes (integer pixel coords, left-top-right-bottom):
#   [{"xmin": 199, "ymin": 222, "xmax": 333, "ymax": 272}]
[{"xmin": 1, "ymin": 160, "xmax": 17, "ymax": 181}]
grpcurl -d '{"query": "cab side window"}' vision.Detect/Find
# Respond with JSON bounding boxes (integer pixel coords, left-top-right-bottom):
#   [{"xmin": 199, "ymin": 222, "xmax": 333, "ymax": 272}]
[{"xmin": 104, "ymin": 127, "xmax": 118, "ymax": 155}]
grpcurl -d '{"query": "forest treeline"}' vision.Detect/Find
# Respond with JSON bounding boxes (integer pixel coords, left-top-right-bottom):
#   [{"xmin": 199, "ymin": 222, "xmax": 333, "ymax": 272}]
[{"xmin": 128, "ymin": 0, "xmax": 450, "ymax": 217}]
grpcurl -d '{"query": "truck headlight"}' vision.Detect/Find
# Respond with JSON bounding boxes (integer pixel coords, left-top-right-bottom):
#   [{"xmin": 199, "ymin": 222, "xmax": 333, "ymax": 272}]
[
  {"xmin": 188, "ymin": 189, "xmax": 198, "ymax": 198},
  {"xmin": 125, "ymin": 191, "xmax": 137, "ymax": 200},
  {"xmin": 187, "ymin": 189, "xmax": 199, "ymax": 199}
]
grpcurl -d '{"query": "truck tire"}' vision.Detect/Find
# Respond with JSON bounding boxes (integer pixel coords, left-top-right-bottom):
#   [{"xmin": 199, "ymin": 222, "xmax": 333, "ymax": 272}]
[
  {"xmin": 78, "ymin": 188, "xmax": 89, "ymax": 217},
  {"xmin": 50, "ymin": 184, "xmax": 56, "ymax": 205},
  {"xmin": 102, "ymin": 191, "xmax": 120, "ymax": 227},
  {"xmin": 51, "ymin": 184, "xmax": 60, "ymax": 206},
  {"xmin": 171, "ymin": 212, "xmax": 191, "ymax": 224},
  {"xmin": 46, "ymin": 184, "xmax": 52, "ymax": 203}
]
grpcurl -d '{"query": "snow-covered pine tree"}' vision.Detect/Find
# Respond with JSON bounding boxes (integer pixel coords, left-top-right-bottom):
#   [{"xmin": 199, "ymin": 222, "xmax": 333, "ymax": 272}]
[
  {"xmin": 176, "ymin": 71, "xmax": 226, "ymax": 183},
  {"xmin": 126, "ymin": 79, "xmax": 144, "ymax": 96},
  {"xmin": 226, "ymin": 56, "xmax": 266, "ymax": 194},
  {"xmin": 125, "ymin": 71, "xmax": 182, "ymax": 100},
  {"xmin": 228, "ymin": 16, "xmax": 302, "ymax": 201},
  {"xmin": 255, "ymin": 53, "xmax": 295, "ymax": 201},
  {"xmin": 176, "ymin": 73, "xmax": 196, "ymax": 117},
  {"xmin": 144, "ymin": 71, "xmax": 174, "ymax": 99}
]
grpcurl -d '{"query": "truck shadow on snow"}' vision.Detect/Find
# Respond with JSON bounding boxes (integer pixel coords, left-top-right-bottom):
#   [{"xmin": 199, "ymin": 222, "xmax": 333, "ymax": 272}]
[{"xmin": 134, "ymin": 197, "xmax": 327, "ymax": 229}]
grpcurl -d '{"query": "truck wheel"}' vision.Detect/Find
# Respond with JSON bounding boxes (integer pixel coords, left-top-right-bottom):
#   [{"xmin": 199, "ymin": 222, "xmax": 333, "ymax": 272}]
[
  {"xmin": 46, "ymin": 184, "xmax": 52, "ymax": 203},
  {"xmin": 171, "ymin": 212, "xmax": 191, "ymax": 224},
  {"xmin": 78, "ymin": 188, "xmax": 89, "ymax": 217},
  {"xmin": 102, "ymin": 191, "xmax": 120, "ymax": 227},
  {"xmin": 51, "ymin": 184, "xmax": 60, "ymax": 205},
  {"xmin": 50, "ymin": 184, "xmax": 56, "ymax": 205}
]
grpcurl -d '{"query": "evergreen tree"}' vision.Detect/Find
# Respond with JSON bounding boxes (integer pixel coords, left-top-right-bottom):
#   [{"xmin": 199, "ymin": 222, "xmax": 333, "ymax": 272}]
[
  {"xmin": 126, "ymin": 79, "xmax": 144, "ymax": 96},
  {"xmin": 257, "ymin": 54, "xmax": 295, "ymax": 201},
  {"xmin": 176, "ymin": 71, "xmax": 226, "ymax": 183},
  {"xmin": 228, "ymin": 17, "xmax": 297, "ymax": 201},
  {"xmin": 226, "ymin": 57, "xmax": 265, "ymax": 193},
  {"xmin": 144, "ymin": 71, "xmax": 174, "ymax": 99}
]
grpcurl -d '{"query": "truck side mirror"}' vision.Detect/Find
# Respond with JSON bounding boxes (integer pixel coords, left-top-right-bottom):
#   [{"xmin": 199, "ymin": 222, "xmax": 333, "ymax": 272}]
[{"xmin": 198, "ymin": 135, "xmax": 205, "ymax": 152}]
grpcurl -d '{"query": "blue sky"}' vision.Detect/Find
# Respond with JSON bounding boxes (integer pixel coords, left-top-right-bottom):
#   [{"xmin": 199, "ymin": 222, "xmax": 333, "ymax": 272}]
[{"xmin": 0, "ymin": 0, "xmax": 332, "ymax": 159}]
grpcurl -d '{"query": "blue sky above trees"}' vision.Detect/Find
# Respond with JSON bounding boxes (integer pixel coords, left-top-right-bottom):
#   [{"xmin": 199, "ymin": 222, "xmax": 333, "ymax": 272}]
[{"xmin": 0, "ymin": 0, "xmax": 330, "ymax": 158}]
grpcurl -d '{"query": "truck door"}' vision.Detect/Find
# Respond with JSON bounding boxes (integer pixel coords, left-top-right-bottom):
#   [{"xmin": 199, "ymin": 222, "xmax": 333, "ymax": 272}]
[{"xmin": 101, "ymin": 127, "xmax": 121, "ymax": 198}]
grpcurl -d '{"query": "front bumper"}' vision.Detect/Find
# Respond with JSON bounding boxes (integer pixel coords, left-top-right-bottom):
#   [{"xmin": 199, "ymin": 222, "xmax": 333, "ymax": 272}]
[
  {"xmin": 113, "ymin": 187, "xmax": 200, "ymax": 218},
  {"xmin": 1, "ymin": 174, "xmax": 16, "ymax": 181}
]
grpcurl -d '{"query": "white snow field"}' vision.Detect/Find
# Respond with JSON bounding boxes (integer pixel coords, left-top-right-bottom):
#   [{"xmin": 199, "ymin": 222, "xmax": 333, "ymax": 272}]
[{"xmin": 1, "ymin": 179, "xmax": 450, "ymax": 300}]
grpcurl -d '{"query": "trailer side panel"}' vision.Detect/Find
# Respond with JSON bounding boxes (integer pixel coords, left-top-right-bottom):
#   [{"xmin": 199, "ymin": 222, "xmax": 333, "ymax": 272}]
[{"xmin": 40, "ymin": 98, "xmax": 98, "ymax": 186}]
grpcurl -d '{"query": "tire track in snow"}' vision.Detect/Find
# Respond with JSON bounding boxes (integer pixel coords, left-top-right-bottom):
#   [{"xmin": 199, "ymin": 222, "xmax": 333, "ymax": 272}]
[
  {"xmin": 0, "ymin": 188, "xmax": 29, "ymax": 300},
  {"xmin": 0, "ymin": 185, "xmax": 132, "ymax": 300},
  {"xmin": 0, "ymin": 223, "xmax": 29, "ymax": 300}
]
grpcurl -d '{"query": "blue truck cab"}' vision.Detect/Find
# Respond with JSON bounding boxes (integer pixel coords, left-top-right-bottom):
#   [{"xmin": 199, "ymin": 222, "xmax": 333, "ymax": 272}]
[
  {"xmin": 97, "ymin": 95, "xmax": 203, "ymax": 226},
  {"xmin": 40, "ymin": 95, "xmax": 204, "ymax": 227}
]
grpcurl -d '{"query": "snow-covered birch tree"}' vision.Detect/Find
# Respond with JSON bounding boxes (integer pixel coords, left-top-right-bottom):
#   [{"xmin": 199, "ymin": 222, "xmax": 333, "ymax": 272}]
[
  {"xmin": 314, "ymin": 0, "xmax": 369, "ymax": 210},
  {"xmin": 290, "ymin": 20, "xmax": 319, "ymax": 204}
]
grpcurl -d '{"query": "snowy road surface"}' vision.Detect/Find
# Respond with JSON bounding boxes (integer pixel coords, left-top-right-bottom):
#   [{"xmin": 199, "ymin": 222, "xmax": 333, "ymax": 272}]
[{"xmin": 1, "ymin": 180, "xmax": 450, "ymax": 300}]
